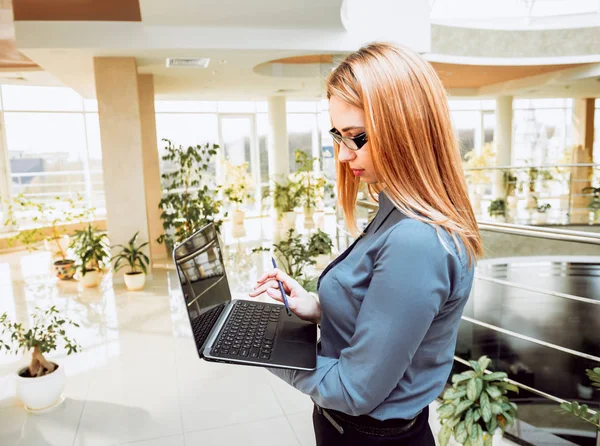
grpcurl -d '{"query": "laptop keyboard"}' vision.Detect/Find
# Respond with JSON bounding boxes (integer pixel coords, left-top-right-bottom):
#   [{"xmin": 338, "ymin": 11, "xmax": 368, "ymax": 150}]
[
  {"xmin": 191, "ymin": 303, "xmax": 226, "ymax": 344},
  {"xmin": 211, "ymin": 301, "xmax": 281, "ymax": 361}
]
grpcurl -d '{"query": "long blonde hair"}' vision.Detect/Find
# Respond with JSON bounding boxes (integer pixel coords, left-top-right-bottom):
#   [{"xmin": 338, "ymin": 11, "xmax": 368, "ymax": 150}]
[{"xmin": 326, "ymin": 42, "xmax": 483, "ymax": 264}]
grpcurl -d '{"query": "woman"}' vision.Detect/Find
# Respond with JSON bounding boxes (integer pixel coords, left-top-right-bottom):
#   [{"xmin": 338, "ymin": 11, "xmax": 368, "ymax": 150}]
[{"xmin": 249, "ymin": 42, "xmax": 483, "ymax": 445}]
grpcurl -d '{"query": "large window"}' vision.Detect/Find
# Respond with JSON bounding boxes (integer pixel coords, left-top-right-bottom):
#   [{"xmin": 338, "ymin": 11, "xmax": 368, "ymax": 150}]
[
  {"xmin": 512, "ymin": 98, "xmax": 572, "ymax": 165},
  {"xmin": 0, "ymin": 85, "xmax": 104, "ymax": 226}
]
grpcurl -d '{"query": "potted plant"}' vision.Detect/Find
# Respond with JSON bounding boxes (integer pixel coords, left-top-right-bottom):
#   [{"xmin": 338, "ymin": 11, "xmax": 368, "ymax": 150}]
[
  {"xmin": 293, "ymin": 150, "xmax": 328, "ymax": 229},
  {"xmin": 0, "ymin": 306, "xmax": 81, "ymax": 412},
  {"xmin": 271, "ymin": 179, "xmax": 302, "ymax": 230},
  {"xmin": 70, "ymin": 224, "xmax": 111, "ymax": 288},
  {"xmin": 437, "ymin": 356, "xmax": 519, "ymax": 446},
  {"xmin": 582, "ymin": 186, "xmax": 600, "ymax": 224},
  {"xmin": 534, "ymin": 203, "xmax": 551, "ymax": 225},
  {"xmin": 112, "ymin": 231, "xmax": 150, "ymax": 291},
  {"xmin": 487, "ymin": 199, "xmax": 506, "ymax": 223},
  {"xmin": 252, "ymin": 228, "xmax": 318, "ymax": 292},
  {"xmin": 222, "ymin": 159, "xmax": 254, "ymax": 226},
  {"xmin": 4, "ymin": 194, "xmax": 95, "ymax": 280},
  {"xmin": 157, "ymin": 139, "xmax": 226, "ymax": 250},
  {"xmin": 308, "ymin": 229, "xmax": 334, "ymax": 269}
]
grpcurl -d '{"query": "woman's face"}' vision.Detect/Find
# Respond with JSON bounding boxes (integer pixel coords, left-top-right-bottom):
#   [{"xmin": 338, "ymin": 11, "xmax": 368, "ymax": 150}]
[{"xmin": 329, "ymin": 95, "xmax": 377, "ymax": 184}]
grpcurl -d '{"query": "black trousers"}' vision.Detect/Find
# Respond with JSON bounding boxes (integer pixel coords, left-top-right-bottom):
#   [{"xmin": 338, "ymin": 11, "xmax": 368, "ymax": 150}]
[{"xmin": 313, "ymin": 405, "xmax": 435, "ymax": 446}]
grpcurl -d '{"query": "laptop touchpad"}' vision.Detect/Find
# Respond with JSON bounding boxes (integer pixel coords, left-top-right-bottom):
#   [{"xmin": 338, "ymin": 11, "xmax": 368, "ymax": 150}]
[{"xmin": 280, "ymin": 321, "xmax": 315, "ymax": 343}]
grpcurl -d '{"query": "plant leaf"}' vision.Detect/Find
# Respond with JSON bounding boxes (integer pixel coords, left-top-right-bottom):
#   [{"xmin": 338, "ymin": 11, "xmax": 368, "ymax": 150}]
[
  {"xmin": 467, "ymin": 378, "xmax": 478, "ymax": 401},
  {"xmin": 438, "ymin": 425, "xmax": 452, "ymax": 446},
  {"xmin": 483, "ymin": 372, "xmax": 508, "ymax": 381},
  {"xmin": 455, "ymin": 400, "xmax": 474, "ymax": 417},
  {"xmin": 480, "ymin": 391, "xmax": 492, "ymax": 423},
  {"xmin": 455, "ymin": 421, "xmax": 468, "ymax": 444}
]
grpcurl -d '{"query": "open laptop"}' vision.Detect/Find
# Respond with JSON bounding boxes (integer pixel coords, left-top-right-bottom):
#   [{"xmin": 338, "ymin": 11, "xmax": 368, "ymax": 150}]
[{"xmin": 173, "ymin": 223, "xmax": 317, "ymax": 371}]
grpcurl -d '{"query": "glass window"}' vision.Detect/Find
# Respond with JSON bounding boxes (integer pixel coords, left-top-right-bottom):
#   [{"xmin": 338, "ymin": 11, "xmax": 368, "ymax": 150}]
[
  {"xmin": 2, "ymin": 85, "xmax": 83, "ymax": 112},
  {"xmin": 513, "ymin": 107, "xmax": 570, "ymax": 165},
  {"xmin": 483, "ymin": 112, "xmax": 495, "ymax": 144},
  {"xmin": 217, "ymin": 101, "xmax": 256, "ymax": 113},
  {"xmin": 287, "ymin": 101, "xmax": 318, "ymax": 113},
  {"xmin": 451, "ymin": 110, "xmax": 479, "ymax": 159},
  {"xmin": 155, "ymin": 101, "xmax": 217, "ymax": 113},
  {"xmin": 220, "ymin": 116, "xmax": 252, "ymax": 166},
  {"xmin": 288, "ymin": 113, "xmax": 317, "ymax": 173},
  {"xmin": 257, "ymin": 113, "xmax": 270, "ymax": 185},
  {"xmin": 84, "ymin": 113, "xmax": 105, "ymax": 212},
  {"xmin": 84, "ymin": 99, "xmax": 98, "ymax": 112},
  {"xmin": 5, "ymin": 112, "xmax": 87, "ymax": 201}
]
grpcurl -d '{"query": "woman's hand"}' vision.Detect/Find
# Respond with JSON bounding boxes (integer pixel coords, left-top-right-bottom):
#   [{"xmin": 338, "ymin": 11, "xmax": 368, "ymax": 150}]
[{"xmin": 249, "ymin": 268, "xmax": 321, "ymax": 324}]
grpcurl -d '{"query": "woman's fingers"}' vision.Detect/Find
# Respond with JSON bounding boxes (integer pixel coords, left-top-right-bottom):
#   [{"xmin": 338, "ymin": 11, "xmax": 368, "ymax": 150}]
[
  {"xmin": 248, "ymin": 279, "xmax": 280, "ymax": 298},
  {"xmin": 253, "ymin": 268, "xmax": 296, "ymax": 294}
]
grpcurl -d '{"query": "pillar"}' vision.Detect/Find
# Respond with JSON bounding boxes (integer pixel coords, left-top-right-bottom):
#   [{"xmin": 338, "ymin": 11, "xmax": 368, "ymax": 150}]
[
  {"xmin": 138, "ymin": 74, "xmax": 164, "ymax": 262},
  {"xmin": 0, "ymin": 120, "xmax": 11, "ymax": 231},
  {"xmin": 570, "ymin": 98, "xmax": 595, "ymax": 224},
  {"xmin": 93, "ymin": 57, "xmax": 152, "ymax": 274},
  {"xmin": 494, "ymin": 96, "xmax": 513, "ymax": 198},
  {"xmin": 267, "ymin": 96, "xmax": 289, "ymax": 182}
]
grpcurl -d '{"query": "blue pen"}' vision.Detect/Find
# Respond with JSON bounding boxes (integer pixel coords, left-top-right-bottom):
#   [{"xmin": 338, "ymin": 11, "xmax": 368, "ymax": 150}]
[{"xmin": 271, "ymin": 257, "xmax": 292, "ymax": 316}]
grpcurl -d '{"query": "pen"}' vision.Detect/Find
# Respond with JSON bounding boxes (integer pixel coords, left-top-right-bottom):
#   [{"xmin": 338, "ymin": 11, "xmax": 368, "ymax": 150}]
[{"xmin": 271, "ymin": 257, "xmax": 292, "ymax": 317}]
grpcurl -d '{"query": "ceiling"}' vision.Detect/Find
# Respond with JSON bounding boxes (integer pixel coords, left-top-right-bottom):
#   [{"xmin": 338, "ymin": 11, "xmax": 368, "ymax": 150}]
[
  {"xmin": 13, "ymin": 0, "xmax": 141, "ymax": 21},
  {"xmin": 5, "ymin": 0, "xmax": 600, "ymax": 100}
]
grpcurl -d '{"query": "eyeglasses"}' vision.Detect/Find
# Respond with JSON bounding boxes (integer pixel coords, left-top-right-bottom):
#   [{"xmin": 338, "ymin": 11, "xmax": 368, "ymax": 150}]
[{"xmin": 328, "ymin": 128, "xmax": 368, "ymax": 151}]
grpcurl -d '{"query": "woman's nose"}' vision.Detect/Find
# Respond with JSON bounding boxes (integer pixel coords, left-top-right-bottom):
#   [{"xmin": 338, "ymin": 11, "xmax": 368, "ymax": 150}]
[{"xmin": 337, "ymin": 143, "xmax": 356, "ymax": 163}]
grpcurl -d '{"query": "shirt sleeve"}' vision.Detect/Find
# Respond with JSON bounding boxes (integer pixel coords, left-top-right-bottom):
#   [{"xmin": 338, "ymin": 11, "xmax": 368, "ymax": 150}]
[{"xmin": 268, "ymin": 221, "xmax": 454, "ymax": 416}]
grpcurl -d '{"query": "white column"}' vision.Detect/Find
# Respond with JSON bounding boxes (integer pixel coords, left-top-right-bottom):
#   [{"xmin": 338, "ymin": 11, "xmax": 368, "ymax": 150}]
[
  {"xmin": 93, "ymin": 57, "xmax": 151, "ymax": 275},
  {"xmin": 267, "ymin": 96, "xmax": 289, "ymax": 181},
  {"xmin": 494, "ymin": 96, "xmax": 513, "ymax": 198}
]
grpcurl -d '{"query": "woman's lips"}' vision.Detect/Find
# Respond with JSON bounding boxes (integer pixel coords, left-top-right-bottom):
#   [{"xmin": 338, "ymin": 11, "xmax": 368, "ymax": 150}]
[{"xmin": 351, "ymin": 169, "xmax": 365, "ymax": 177}]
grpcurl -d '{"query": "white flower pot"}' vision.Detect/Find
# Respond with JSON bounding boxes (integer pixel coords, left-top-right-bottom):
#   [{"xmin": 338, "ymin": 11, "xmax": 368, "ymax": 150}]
[
  {"xmin": 124, "ymin": 272, "xmax": 146, "ymax": 291},
  {"xmin": 44, "ymin": 235, "xmax": 70, "ymax": 258},
  {"xmin": 231, "ymin": 224, "xmax": 246, "ymax": 239},
  {"xmin": 16, "ymin": 362, "xmax": 66, "ymax": 411},
  {"xmin": 304, "ymin": 207, "xmax": 315, "ymax": 229},
  {"xmin": 80, "ymin": 269, "xmax": 101, "ymax": 288},
  {"xmin": 282, "ymin": 211, "xmax": 297, "ymax": 231},
  {"xmin": 492, "ymin": 214, "xmax": 506, "ymax": 223},
  {"xmin": 534, "ymin": 212, "xmax": 548, "ymax": 225},
  {"xmin": 232, "ymin": 210, "xmax": 245, "ymax": 226}
]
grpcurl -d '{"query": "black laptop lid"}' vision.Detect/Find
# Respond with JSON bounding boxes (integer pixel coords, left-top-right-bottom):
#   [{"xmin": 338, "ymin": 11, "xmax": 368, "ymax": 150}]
[{"xmin": 173, "ymin": 223, "xmax": 232, "ymax": 349}]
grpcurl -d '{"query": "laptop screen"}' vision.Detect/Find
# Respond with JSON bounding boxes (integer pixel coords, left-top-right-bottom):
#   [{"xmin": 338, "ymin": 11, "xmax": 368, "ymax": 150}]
[{"xmin": 173, "ymin": 223, "xmax": 232, "ymax": 347}]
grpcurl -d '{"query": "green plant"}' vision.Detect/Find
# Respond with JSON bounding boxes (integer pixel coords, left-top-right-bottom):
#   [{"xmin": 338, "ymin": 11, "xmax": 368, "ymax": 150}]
[
  {"xmin": 487, "ymin": 199, "xmax": 506, "ymax": 217},
  {"xmin": 252, "ymin": 228, "xmax": 318, "ymax": 292},
  {"xmin": 271, "ymin": 179, "xmax": 302, "ymax": 218},
  {"xmin": 0, "ymin": 306, "xmax": 81, "ymax": 377},
  {"xmin": 463, "ymin": 144, "xmax": 495, "ymax": 187},
  {"xmin": 112, "ymin": 231, "xmax": 150, "ymax": 275},
  {"xmin": 536, "ymin": 203, "xmax": 551, "ymax": 213},
  {"xmin": 560, "ymin": 367, "xmax": 600, "ymax": 429},
  {"xmin": 3, "ymin": 194, "xmax": 95, "ymax": 259},
  {"xmin": 308, "ymin": 229, "xmax": 333, "ymax": 256},
  {"xmin": 157, "ymin": 139, "xmax": 225, "ymax": 248},
  {"xmin": 222, "ymin": 159, "xmax": 254, "ymax": 211},
  {"xmin": 527, "ymin": 165, "xmax": 539, "ymax": 193},
  {"xmin": 294, "ymin": 150, "xmax": 328, "ymax": 210},
  {"xmin": 70, "ymin": 224, "xmax": 111, "ymax": 276},
  {"xmin": 437, "ymin": 356, "xmax": 519, "ymax": 446}
]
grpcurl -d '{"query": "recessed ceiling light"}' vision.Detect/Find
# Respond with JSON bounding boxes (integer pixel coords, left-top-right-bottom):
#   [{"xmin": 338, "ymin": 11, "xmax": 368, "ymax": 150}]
[
  {"xmin": 212, "ymin": 70, "xmax": 218, "ymax": 75},
  {"xmin": 219, "ymin": 60, "xmax": 227, "ymax": 64},
  {"xmin": 166, "ymin": 57, "xmax": 210, "ymax": 68}
]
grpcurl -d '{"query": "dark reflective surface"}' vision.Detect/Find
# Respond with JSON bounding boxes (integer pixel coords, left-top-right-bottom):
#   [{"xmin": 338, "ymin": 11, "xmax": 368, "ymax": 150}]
[{"xmin": 456, "ymin": 260, "xmax": 600, "ymax": 445}]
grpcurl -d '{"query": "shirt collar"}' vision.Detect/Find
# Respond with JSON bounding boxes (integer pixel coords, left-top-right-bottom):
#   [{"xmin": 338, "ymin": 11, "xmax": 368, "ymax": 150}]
[{"xmin": 368, "ymin": 190, "xmax": 397, "ymax": 234}]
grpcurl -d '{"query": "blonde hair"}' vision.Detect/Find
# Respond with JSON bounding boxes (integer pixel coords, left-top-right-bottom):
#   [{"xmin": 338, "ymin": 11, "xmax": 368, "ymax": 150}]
[{"xmin": 326, "ymin": 42, "xmax": 483, "ymax": 264}]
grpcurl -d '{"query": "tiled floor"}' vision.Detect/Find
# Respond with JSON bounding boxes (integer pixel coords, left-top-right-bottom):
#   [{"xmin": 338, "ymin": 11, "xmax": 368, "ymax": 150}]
[{"xmin": 0, "ymin": 217, "xmax": 519, "ymax": 446}]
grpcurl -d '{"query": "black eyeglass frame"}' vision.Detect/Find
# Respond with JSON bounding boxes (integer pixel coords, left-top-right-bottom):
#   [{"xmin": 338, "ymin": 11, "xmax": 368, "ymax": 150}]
[{"xmin": 328, "ymin": 128, "xmax": 368, "ymax": 151}]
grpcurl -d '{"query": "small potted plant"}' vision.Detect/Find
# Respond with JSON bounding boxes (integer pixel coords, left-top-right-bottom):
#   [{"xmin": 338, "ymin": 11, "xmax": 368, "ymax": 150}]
[
  {"xmin": 293, "ymin": 150, "xmax": 328, "ymax": 229},
  {"xmin": 70, "ymin": 224, "xmax": 111, "ymax": 288},
  {"xmin": 582, "ymin": 186, "xmax": 600, "ymax": 224},
  {"xmin": 112, "ymin": 231, "xmax": 150, "ymax": 291},
  {"xmin": 271, "ymin": 179, "xmax": 302, "ymax": 230},
  {"xmin": 534, "ymin": 202, "xmax": 551, "ymax": 225},
  {"xmin": 0, "ymin": 306, "xmax": 81, "ymax": 412},
  {"xmin": 487, "ymin": 198, "xmax": 506, "ymax": 223},
  {"xmin": 437, "ymin": 356, "xmax": 519, "ymax": 446},
  {"xmin": 222, "ymin": 159, "xmax": 254, "ymax": 226},
  {"xmin": 308, "ymin": 229, "xmax": 334, "ymax": 270}
]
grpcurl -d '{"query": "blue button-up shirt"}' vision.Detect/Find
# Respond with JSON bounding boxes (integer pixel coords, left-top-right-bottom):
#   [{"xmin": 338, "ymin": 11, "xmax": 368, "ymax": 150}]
[{"xmin": 269, "ymin": 191, "xmax": 475, "ymax": 420}]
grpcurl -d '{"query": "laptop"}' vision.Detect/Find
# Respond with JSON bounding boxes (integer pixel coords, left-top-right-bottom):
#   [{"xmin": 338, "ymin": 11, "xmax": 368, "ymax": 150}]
[{"xmin": 173, "ymin": 222, "xmax": 317, "ymax": 371}]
